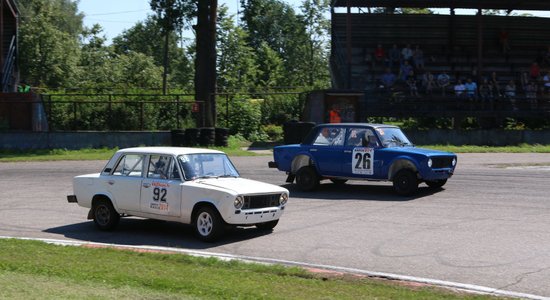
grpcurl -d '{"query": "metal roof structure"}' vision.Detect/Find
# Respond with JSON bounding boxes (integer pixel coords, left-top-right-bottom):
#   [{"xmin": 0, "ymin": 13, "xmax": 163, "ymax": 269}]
[{"xmin": 331, "ymin": 0, "xmax": 550, "ymax": 11}]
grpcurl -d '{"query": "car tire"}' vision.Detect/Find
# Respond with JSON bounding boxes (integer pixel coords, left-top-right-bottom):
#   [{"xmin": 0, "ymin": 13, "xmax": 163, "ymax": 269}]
[
  {"xmin": 194, "ymin": 206, "xmax": 224, "ymax": 242},
  {"xmin": 92, "ymin": 200, "xmax": 120, "ymax": 231},
  {"xmin": 393, "ymin": 169, "xmax": 418, "ymax": 196},
  {"xmin": 425, "ymin": 179, "xmax": 447, "ymax": 188},
  {"xmin": 296, "ymin": 166, "xmax": 319, "ymax": 191},
  {"xmin": 330, "ymin": 179, "xmax": 348, "ymax": 185},
  {"xmin": 256, "ymin": 220, "xmax": 279, "ymax": 231}
]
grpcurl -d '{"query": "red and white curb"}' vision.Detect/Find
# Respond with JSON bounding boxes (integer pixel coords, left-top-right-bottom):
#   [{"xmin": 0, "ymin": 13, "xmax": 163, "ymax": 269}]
[{"xmin": 1, "ymin": 236, "xmax": 548, "ymax": 300}]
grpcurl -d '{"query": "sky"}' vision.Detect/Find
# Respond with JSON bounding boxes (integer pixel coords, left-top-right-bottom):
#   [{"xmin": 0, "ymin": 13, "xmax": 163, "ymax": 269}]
[{"xmin": 78, "ymin": 0, "xmax": 303, "ymax": 43}]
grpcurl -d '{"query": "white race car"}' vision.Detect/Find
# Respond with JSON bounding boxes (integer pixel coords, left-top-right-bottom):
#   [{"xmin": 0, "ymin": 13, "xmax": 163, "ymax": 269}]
[{"xmin": 68, "ymin": 147, "xmax": 289, "ymax": 242}]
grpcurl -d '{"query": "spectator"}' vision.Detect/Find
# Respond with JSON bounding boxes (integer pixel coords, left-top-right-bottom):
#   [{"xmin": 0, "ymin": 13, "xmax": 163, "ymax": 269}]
[
  {"xmin": 526, "ymin": 81, "xmax": 538, "ymax": 107},
  {"xmin": 399, "ymin": 60, "xmax": 413, "ymax": 82},
  {"xmin": 380, "ymin": 68, "xmax": 397, "ymax": 92},
  {"xmin": 406, "ymin": 70, "xmax": 419, "ymax": 97},
  {"xmin": 388, "ymin": 44, "xmax": 400, "ymax": 70},
  {"xmin": 504, "ymin": 80, "xmax": 516, "ymax": 98},
  {"xmin": 490, "ymin": 72, "xmax": 502, "ymax": 97},
  {"xmin": 520, "ymin": 71, "xmax": 530, "ymax": 92},
  {"xmin": 374, "ymin": 44, "xmax": 385, "ymax": 67},
  {"xmin": 464, "ymin": 78, "xmax": 477, "ymax": 100},
  {"xmin": 329, "ymin": 105, "xmax": 341, "ymax": 123},
  {"xmin": 401, "ymin": 44, "xmax": 413, "ymax": 64},
  {"xmin": 17, "ymin": 80, "xmax": 31, "ymax": 93},
  {"xmin": 437, "ymin": 72, "xmax": 451, "ymax": 96},
  {"xmin": 529, "ymin": 62, "xmax": 541, "ymax": 80},
  {"xmin": 421, "ymin": 71, "xmax": 435, "ymax": 95},
  {"xmin": 454, "ymin": 79, "xmax": 466, "ymax": 98},
  {"xmin": 413, "ymin": 45, "xmax": 424, "ymax": 70},
  {"xmin": 543, "ymin": 72, "xmax": 550, "ymax": 94},
  {"xmin": 479, "ymin": 78, "xmax": 493, "ymax": 103},
  {"xmin": 504, "ymin": 80, "xmax": 517, "ymax": 110},
  {"xmin": 364, "ymin": 48, "xmax": 373, "ymax": 67}
]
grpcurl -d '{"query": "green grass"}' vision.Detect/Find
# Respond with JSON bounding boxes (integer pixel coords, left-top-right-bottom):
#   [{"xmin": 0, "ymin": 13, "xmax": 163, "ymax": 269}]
[
  {"xmin": 2, "ymin": 143, "xmax": 550, "ymax": 162},
  {"xmin": 0, "ymin": 239, "xmax": 504, "ymax": 300},
  {"xmin": 418, "ymin": 144, "xmax": 550, "ymax": 153},
  {"xmin": 0, "ymin": 136, "xmax": 254, "ymax": 162}
]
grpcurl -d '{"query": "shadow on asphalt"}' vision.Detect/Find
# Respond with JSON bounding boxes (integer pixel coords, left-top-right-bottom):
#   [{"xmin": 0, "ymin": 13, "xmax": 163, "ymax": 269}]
[
  {"xmin": 44, "ymin": 218, "xmax": 276, "ymax": 250},
  {"xmin": 43, "ymin": 184, "xmax": 443, "ymax": 249},
  {"xmin": 283, "ymin": 182, "xmax": 444, "ymax": 201}
]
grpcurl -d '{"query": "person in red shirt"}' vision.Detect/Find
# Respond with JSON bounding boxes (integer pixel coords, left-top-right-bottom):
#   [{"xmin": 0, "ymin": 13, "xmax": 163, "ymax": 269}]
[
  {"xmin": 329, "ymin": 105, "xmax": 341, "ymax": 123},
  {"xmin": 530, "ymin": 62, "xmax": 541, "ymax": 80},
  {"xmin": 374, "ymin": 44, "xmax": 385, "ymax": 66}
]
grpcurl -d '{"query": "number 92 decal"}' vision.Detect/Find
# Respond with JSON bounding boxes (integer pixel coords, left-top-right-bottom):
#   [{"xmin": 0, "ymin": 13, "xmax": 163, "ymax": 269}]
[{"xmin": 352, "ymin": 148, "xmax": 374, "ymax": 175}]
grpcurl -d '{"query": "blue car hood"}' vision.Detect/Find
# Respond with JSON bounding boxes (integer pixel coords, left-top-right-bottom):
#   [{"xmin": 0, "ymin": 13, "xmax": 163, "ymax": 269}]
[{"xmin": 382, "ymin": 146, "xmax": 455, "ymax": 156}]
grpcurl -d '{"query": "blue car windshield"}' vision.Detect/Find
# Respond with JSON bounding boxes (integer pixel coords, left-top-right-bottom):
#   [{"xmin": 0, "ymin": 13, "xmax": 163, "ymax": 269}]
[
  {"xmin": 177, "ymin": 153, "xmax": 239, "ymax": 180},
  {"xmin": 375, "ymin": 128, "xmax": 413, "ymax": 148}
]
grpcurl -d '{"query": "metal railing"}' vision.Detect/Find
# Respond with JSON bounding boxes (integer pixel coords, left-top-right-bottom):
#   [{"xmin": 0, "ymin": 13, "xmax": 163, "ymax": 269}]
[{"xmin": 2, "ymin": 35, "xmax": 17, "ymax": 92}]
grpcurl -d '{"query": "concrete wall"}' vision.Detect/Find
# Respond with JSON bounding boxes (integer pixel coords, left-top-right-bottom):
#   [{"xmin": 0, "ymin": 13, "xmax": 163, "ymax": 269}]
[
  {"xmin": 1, "ymin": 130, "xmax": 550, "ymax": 150},
  {"xmin": 406, "ymin": 129, "xmax": 550, "ymax": 146},
  {"xmin": 0, "ymin": 131, "xmax": 171, "ymax": 150}
]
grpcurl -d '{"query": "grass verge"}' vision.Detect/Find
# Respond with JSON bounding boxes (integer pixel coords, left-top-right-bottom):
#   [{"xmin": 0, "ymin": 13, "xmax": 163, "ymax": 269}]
[
  {"xmin": 0, "ymin": 239, "xmax": 503, "ymax": 300},
  {"xmin": 0, "ymin": 137, "xmax": 253, "ymax": 162},
  {"xmin": 2, "ymin": 143, "xmax": 550, "ymax": 163}
]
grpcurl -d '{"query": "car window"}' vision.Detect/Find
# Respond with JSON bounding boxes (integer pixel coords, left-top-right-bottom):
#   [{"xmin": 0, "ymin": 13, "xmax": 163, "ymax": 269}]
[
  {"xmin": 346, "ymin": 128, "xmax": 366, "ymax": 146},
  {"xmin": 313, "ymin": 127, "xmax": 345, "ymax": 146},
  {"xmin": 346, "ymin": 128, "xmax": 380, "ymax": 148},
  {"xmin": 112, "ymin": 154, "xmax": 144, "ymax": 177},
  {"xmin": 178, "ymin": 153, "xmax": 239, "ymax": 180},
  {"xmin": 376, "ymin": 127, "xmax": 413, "ymax": 147},
  {"xmin": 147, "ymin": 155, "xmax": 181, "ymax": 180}
]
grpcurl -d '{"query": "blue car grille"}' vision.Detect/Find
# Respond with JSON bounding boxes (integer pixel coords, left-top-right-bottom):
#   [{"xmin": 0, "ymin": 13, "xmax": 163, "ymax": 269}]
[
  {"xmin": 243, "ymin": 194, "xmax": 280, "ymax": 209},
  {"xmin": 432, "ymin": 156, "xmax": 454, "ymax": 168}
]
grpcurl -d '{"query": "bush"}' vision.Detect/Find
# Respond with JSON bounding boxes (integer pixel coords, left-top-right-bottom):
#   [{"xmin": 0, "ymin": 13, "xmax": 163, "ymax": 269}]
[
  {"xmin": 262, "ymin": 124, "xmax": 283, "ymax": 142},
  {"xmin": 226, "ymin": 97, "xmax": 262, "ymax": 139}
]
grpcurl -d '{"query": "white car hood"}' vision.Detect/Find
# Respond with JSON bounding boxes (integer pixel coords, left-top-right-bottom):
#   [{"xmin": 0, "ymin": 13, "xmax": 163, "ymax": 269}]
[{"xmin": 194, "ymin": 177, "xmax": 287, "ymax": 195}]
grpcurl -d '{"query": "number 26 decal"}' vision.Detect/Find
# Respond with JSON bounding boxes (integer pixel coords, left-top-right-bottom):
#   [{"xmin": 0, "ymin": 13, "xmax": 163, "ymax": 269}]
[
  {"xmin": 352, "ymin": 148, "xmax": 374, "ymax": 175},
  {"xmin": 354, "ymin": 152, "xmax": 371, "ymax": 170}
]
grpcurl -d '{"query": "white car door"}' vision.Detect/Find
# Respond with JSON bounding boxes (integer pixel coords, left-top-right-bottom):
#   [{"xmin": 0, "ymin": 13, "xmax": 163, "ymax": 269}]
[
  {"xmin": 106, "ymin": 153, "xmax": 145, "ymax": 213},
  {"xmin": 140, "ymin": 154, "xmax": 182, "ymax": 217}
]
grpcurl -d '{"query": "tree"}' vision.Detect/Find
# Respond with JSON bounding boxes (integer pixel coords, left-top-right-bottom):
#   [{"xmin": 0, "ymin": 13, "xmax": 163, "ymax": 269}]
[
  {"xmin": 112, "ymin": 16, "xmax": 194, "ymax": 90},
  {"xmin": 300, "ymin": 0, "xmax": 330, "ymax": 88},
  {"xmin": 18, "ymin": 0, "xmax": 83, "ymax": 87},
  {"xmin": 240, "ymin": 0, "xmax": 329, "ymax": 89},
  {"xmin": 150, "ymin": 0, "xmax": 194, "ymax": 94},
  {"xmin": 216, "ymin": 5, "xmax": 259, "ymax": 92},
  {"xmin": 78, "ymin": 25, "xmax": 163, "ymax": 90}
]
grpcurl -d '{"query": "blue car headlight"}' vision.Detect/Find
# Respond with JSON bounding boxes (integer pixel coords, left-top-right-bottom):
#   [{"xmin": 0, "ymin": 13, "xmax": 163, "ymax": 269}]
[{"xmin": 427, "ymin": 158, "xmax": 433, "ymax": 168}]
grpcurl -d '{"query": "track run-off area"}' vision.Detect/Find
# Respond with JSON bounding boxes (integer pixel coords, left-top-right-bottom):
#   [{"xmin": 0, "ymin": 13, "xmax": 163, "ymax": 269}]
[{"xmin": 1, "ymin": 153, "xmax": 550, "ymax": 298}]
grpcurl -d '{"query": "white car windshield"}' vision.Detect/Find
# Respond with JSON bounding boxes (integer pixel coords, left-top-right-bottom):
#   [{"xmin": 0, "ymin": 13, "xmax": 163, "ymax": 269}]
[
  {"xmin": 376, "ymin": 127, "xmax": 413, "ymax": 147},
  {"xmin": 177, "ymin": 153, "xmax": 239, "ymax": 180}
]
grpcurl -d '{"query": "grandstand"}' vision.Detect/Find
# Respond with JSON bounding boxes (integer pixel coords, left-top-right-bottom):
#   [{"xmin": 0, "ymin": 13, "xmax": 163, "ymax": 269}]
[{"xmin": 327, "ymin": 0, "xmax": 550, "ymax": 126}]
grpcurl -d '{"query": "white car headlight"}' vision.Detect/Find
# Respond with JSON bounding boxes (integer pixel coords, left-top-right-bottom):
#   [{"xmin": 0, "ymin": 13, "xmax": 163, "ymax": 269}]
[
  {"xmin": 427, "ymin": 158, "xmax": 432, "ymax": 168},
  {"xmin": 452, "ymin": 157, "xmax": 457, "ymax": 166},
  {"xmin": 279, "ymin": 193, "xmax": 288, "ymax": 206},
  {"xmin": 234, "ymin": 196, "xmax": 244, "ymax": 209}
]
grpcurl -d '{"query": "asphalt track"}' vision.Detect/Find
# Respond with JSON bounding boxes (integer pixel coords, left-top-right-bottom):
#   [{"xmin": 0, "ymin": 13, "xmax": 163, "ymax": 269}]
[{"xmin": 1, "ymin": 153, "xmax": 550, "ymax": 298}]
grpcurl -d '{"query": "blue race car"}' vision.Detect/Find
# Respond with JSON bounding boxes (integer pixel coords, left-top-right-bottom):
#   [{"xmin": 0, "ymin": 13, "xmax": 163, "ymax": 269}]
[{"xmin": 268, "ymin": 123, "xmax": 457, "ymax": 196}]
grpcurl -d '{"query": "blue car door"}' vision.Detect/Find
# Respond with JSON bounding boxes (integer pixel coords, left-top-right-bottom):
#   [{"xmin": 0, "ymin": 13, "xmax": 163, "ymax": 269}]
[
  {"xmin": 308, "ymin": 126, "xmax": 346, "ymax": 176},
  {"xmin": 342, "ymin": 128, "xmax": 382, "ymax": 179}
]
